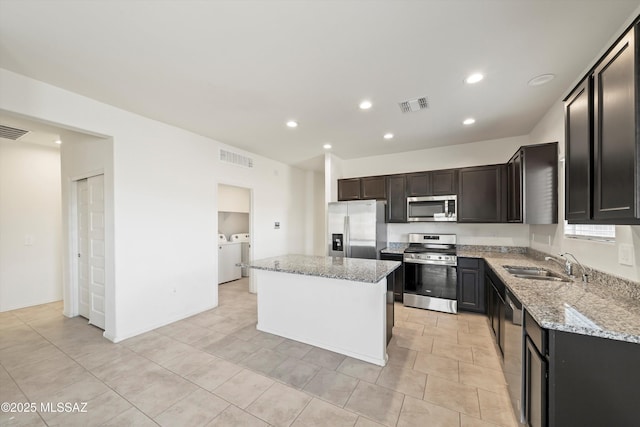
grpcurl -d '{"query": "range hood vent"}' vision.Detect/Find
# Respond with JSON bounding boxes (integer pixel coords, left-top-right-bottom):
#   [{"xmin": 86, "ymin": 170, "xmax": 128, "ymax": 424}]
[
  {"xmin": 399, "ymin": 97, "xmax": 428, "ymax": 113},
  {"xmin": 0, "ymin": 124, "xmax": 29, "ymax": 140},
  {"xmin": 220, "ymin": 149, "xmax": 254, "ymax": 168}
]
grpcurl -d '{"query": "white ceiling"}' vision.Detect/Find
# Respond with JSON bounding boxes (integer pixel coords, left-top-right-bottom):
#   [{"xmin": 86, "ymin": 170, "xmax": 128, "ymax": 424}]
[{"xmin": 0, "ymin": 1, "xmax": 638, "ymax": 169}]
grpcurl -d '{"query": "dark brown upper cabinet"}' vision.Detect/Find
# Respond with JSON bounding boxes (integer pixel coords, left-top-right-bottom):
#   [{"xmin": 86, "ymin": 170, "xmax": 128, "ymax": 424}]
[
  {"xmin": 361, "ymin": 176, "xmax": 387, "ymax": 200},
  {"xmin": 507, "ymin": 143, "xmax": 558, "ymax": 224},
  {"xmin": 593, "ymin": 23, "xmax": 639, "ymax": 223},
  {"xmin": 432, "ymin": 169, "xmax": 458, "ymax": 195},
  {"xmin": 338, "ymin": 176, "xmax": 387, "ymax": 201},
  {"xmin": 507, "ymin": 149, "xmax": 523, "ymax": 222},
  {"xmin": 405, "ymin": 169, "xmax": 457, "ymax": 197},
  {"xmin": 337, "ymin": 178, "xmax": 362, "ymax": 201},
  {"xmin": 458, "ymin": 164, "xmax": 506, "ymax": 223},
  {"xmin": 564, "ymin": 18, "xmax": 640, "ymax": 224},
  {"xmin": 386, "ymin": 174, "xmax": 407, "ymax": 222},
  {"xmin": 406, "ymin": 172, "xmax": 430, "ymax": 196},
  {"xmin": 564, "ymin": 78, "xmax": 593, "ymax": 222}
]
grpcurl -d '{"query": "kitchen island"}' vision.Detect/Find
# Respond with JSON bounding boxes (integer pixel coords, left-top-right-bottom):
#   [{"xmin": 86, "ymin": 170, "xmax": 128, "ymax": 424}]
[{"xmin": 243, "ymin": 254, "xmax": 400, "ymax": 366}]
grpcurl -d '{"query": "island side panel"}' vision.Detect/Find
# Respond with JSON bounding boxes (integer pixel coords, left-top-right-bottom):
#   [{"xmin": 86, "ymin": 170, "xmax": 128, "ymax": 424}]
[{"xmin": 255, "ymin": 269, "xmax": 388, "ymax": 366}]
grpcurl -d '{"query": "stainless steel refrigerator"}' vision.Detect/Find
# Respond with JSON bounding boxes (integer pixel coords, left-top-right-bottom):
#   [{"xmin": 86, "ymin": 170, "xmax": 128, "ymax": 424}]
[{"xmin": 327, "ymin": 200, "xmax": 387, "ymax": 259}]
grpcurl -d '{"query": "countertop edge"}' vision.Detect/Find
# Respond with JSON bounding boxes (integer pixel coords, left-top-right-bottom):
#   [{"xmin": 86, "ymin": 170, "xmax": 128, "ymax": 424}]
[
  {"xmin": 473, "ymin": 252, "xmax": 640, "ymax": 344},
  {"xmin": 242, "ymin": 255, "xmax": 401, "ymax": 284}
]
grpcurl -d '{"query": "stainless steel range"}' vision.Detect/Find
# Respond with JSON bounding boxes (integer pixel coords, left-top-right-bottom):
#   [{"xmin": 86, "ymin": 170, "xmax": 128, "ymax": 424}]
[{"xmin": 403, "ymin": 233, "xmax": 458, "ymax": 314}]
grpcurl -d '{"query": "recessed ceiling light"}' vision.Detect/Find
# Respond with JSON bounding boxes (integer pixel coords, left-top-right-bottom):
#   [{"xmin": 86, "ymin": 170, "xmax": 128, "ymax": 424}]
[
  {"xmin": 463, "ymin": 118, "xmax": 476, "ymax": 125},
  {"xmin": 359, "ymin": 100, "xmax": 372, "ymax": 110},
  {"xmin": 383, "ymin": 133, "xmax": 394, "ymax": 140},
  {"xmin": 528, "ymin": 74, "xmax": 555, "ymax": 86},
  {"xmin": 323, "ymin": 143, "xmax": 332, "ymax": 149},
  {"xmin": 286, "ymin": 120, "xmax": 298, "ymax": 128},
  {"xmin": 54, "ymin": 139, "xmax": 62, "ymax": 145},
  {"xmin": 465, "ymin": 73, "xmax": 484, "ymax": 84}
]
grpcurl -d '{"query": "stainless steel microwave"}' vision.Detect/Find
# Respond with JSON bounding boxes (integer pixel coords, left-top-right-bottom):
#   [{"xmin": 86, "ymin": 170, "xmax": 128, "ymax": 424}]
[{"xmin": 407, "ymin": 195, "xmax": 457, "ymax": 222}]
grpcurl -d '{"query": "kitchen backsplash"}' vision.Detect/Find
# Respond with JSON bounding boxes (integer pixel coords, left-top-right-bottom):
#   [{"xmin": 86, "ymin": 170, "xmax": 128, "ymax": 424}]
[
  {"xmin": 387, "ymin": 223, "xmax": 530, "ymax": 247},
  {"xmin": 457, "ymin": 245, "xmax": 527, "ymax": 254}
]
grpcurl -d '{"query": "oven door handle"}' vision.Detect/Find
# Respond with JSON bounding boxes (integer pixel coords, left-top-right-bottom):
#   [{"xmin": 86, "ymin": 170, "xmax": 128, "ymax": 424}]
[{"xmin": 403, "ymin": 258, "xmax": 457, "ymax": 267}]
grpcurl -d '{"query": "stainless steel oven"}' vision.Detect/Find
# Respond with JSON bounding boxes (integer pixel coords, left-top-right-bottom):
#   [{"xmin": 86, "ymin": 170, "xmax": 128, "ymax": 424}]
[{"xmin": 403, "ymin": 233, "xmax": 457, "ymax": 314}]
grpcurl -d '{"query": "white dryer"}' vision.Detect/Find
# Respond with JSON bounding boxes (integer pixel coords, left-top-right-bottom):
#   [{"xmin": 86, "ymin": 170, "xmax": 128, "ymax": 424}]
[
  {"xmin": 230, "ymin": 233, "xmax": 250, "ymax": 277},
  {"xmin": 218, "ymin": 234, "xmax": 241, "ymax": 284}
]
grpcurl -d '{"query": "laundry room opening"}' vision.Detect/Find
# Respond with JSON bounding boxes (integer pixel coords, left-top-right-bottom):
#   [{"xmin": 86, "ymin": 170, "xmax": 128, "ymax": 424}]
[{"xmin": 217, "ymin": 183, "xmax": 253, "ymax": 293}]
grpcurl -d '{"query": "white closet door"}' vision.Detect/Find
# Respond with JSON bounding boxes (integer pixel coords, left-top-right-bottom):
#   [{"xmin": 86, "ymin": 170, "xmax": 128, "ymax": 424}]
[
  {"xmin": 87, "ymin": 175, "xmax": 106, "ymax": 329},
  {"xmin": 77, "ymin": 179, "xmax": 90, "ymax": 318}
]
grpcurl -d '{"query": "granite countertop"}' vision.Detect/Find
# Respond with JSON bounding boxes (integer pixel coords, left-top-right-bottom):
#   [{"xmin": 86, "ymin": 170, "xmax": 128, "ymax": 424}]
[
  {"xmin": 243, "ymin": 254, "xmax": 401, "ymax": 284},
  {"xmin": 380, "ymin": 243, "xmax": 409, "ymax": 255},
  {"xmin": 458, "ymin": 250, "xmax": 640, "ymax": 344},
  {"xmin": 380, "ymin": 248, "xmax": 405, "ymax": 255}
]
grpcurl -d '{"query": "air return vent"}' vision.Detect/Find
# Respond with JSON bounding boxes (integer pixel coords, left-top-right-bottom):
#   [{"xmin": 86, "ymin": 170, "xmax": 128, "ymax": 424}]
[
  {"xmin": 0, "ymin": 124, "xmax": 29, "ymax": 140},
  {"xmin": 398, "ymin": 97, "xmax": 428, "ymax": 113},
  {"xmin": 220, "ymin": 149, "xmax": 254, "ymax": 168}
]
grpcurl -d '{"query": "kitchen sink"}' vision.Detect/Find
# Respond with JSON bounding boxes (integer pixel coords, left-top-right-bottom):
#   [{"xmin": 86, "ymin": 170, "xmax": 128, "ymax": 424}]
[{"xmin": 502, "ymin": 265, "xmax": 570, "ymax": 282}]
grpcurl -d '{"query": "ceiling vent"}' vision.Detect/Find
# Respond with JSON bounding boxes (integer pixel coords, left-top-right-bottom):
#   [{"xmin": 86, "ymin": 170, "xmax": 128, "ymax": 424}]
[
  {"xmin": 0, "ymin": 124, "xmax": 30, "ymax": 140},
  {"xmin": 220, "ymin": 149, "xmax": 254, "ymax": 168},
  {"xmin": 398, "ymin": 97, "xmax": 428, "ymax": 113}
]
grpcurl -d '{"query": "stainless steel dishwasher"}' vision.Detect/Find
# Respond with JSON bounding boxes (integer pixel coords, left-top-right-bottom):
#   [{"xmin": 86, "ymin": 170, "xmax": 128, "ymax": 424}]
[{"xmin": 503, "ymin": 288, "xmax": 525, "ymax": 425}]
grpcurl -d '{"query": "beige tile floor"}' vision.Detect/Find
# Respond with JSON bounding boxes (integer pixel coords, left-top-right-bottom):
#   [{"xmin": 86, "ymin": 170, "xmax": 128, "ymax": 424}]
[{"xmin": 0, "ymin": 278, "xmax": 518, "ymax": 426}]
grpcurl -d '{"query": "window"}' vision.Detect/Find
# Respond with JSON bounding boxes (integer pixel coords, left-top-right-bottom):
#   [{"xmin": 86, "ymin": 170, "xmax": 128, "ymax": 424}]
[{"xmin": 564, "ymin": 221, "xmax": 615, "ymax": 241}]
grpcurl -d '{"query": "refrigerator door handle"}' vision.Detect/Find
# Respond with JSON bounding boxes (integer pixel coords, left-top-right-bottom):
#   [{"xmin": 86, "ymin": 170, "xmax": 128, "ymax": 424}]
[{"xmin": 344, "ymin": 215, "xmax": 351, "ymax": 258}]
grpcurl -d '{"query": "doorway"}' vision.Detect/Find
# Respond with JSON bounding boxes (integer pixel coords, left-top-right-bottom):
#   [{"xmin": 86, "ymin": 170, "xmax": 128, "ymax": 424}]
[
  {"xmin": 217, "ymin": 183, "xmax": 254, "ymax": 292},
  {"xmin": 75, "ymin": 174, "xmax": 106, "ymax": 329}
]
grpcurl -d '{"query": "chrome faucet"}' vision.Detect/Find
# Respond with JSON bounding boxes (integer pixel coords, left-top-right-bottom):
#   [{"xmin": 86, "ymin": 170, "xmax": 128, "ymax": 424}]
[
  {"xmin": 560, "ymin": 252, "xmax": 590, "ymax": 283},
  {"xmin": 544, "ymin": 256, "xmax": 572, "ymax": 276}
]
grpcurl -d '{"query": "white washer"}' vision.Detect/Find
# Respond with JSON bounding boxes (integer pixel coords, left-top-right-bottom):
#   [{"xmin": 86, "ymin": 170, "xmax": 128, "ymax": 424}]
[
  {"xmin": 218, "ymin": 234, "xmax": 242, "ymax": 284},
  {"xmin": 230, "ymin": 233, "xmax": 250, "ymax": 277}
]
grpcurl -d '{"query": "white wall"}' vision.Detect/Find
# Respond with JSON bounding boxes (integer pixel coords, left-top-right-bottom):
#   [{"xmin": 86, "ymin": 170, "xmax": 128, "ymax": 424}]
[
  {"xmin": 325, "ymin": 153, "xmax": 344, "ymax": 203},
  {"xmin": 218, "ymin": 212, "xmax": 249, "ymax": 237},
  {"xmin": 528, "ymin": 97, "xmax": 640, "ymax": 282},
  {"xmin": 312, "ymin": 170, "xmax": 325, "ymax": 255},
  {"xmin": 0, "ymin": 140, "xmax": 62, "ymax": 311},
  {"xmin": 217, "ymin": 184, "xmax": 250, "ymax": 239},
  {"xmin": 218, "ymin": 184, "xmax": 250, "ymax": 213},
  {"xmin": 342, "ymin": 135, "xmax": 529, "ymax": 178},
  {"xmin": 388, "ymin": 223, "xmax": 529, "ymax": 247},
  {"xmin": 0, "ymin": 68, "xmax": 318, "ymax": 342}
]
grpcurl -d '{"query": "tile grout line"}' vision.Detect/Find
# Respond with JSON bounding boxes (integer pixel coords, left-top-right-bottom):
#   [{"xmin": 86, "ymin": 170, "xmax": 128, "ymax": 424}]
[{"xmin": 2, "ymin": 314, "xmax": 142, "ymax": 427}]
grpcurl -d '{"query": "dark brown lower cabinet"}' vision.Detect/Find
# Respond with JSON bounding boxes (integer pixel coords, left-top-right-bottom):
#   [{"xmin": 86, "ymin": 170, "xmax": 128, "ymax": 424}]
[
  {"xmin": 456, "ymin": 257, "xmax": 485, "ymax": 313},
  {"xmin": 485, "ymin": 267, "xmax": 505, "ymax": 355},
  {"xmin": 524, "ymin": 335, "xmax": 547, "ymax": 427},
  {"xmin": 524, "ymin": 311, "xmax": 640, "ymax": 427},
  {"xmin": 380, "ymin": 252, "xmax": 403, "ymax": 302}
]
